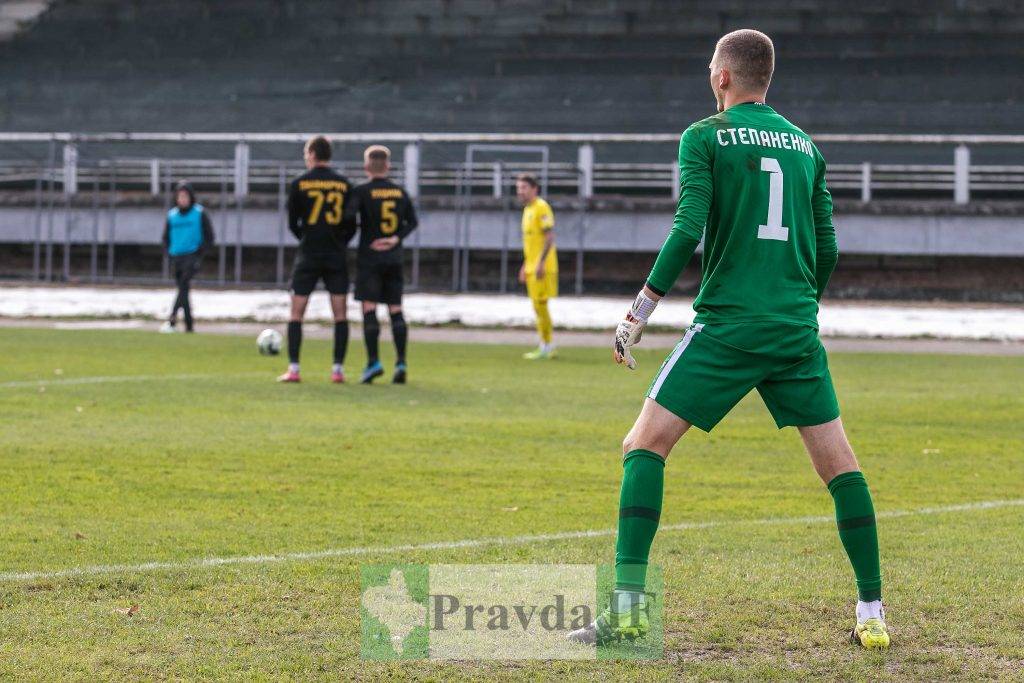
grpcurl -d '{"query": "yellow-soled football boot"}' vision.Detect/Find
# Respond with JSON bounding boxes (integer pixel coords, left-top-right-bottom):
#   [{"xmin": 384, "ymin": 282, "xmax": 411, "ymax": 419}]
[
  {"xmin": 567, "ymin": 592, "xmax": 650, "ymax": 646},
  {"xmin": 852, "ymin": 617, "xmax": 891, "ymax": 649}
]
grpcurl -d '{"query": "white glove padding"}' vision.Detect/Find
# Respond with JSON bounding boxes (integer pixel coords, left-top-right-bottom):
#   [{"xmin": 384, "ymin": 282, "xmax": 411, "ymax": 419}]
[
  {"xmin": 614, "ymin": 314, "xmax": 646, "ymax": 369},
  {"xmin": 614, "ymin": 289, "xmax": 658, "ymax": 370}
]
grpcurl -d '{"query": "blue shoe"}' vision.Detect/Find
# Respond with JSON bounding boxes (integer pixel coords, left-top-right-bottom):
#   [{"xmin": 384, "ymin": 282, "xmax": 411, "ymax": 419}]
[
  {"xmin": 361, "ymin": 361, "xmax": 385, "ymax": 384},
  {"xmin": 393, "ymin": 362, "xmax": 407, "ymax": 384}
]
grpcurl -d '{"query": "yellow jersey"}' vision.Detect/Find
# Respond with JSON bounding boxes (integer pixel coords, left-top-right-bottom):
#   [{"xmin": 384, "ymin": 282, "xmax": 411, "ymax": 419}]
[{"xmin": 521, "ymin": 197, "xmax": 557, "ymax": 272}]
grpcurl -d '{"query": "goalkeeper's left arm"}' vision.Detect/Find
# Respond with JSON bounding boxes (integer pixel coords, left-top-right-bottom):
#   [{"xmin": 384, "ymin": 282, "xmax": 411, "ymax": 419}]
[{"xmin": 614, "ymin": 125, "xmax": 710, "ymax": 369}]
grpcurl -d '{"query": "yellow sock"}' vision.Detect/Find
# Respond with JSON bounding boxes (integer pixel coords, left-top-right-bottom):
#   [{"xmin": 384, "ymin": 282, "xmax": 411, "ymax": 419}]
[{"xmin": 532, "ymin": 298, "xmax": 553, "ymax": 345}]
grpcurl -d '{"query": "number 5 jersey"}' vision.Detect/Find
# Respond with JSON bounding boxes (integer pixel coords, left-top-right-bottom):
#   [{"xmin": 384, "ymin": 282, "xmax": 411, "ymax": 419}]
[{"xmin": 345, "ymin": 177, "xmax": 419, "ymax": 266}]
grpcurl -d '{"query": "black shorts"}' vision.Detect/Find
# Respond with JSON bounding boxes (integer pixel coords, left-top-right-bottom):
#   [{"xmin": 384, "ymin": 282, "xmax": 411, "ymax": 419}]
[
  {"xmin": 355, "ymin": 261, "xmax": 404, "ymax": 305},
  {"xmin": 290, "ymin": 252, "xmax": 348, "ymax": 296}
]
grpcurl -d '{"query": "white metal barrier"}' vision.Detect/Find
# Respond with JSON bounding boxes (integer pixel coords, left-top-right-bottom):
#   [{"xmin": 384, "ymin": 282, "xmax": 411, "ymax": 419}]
[
  {"xmin": 2, "ymin": 132, "xmax": 1023, "ymax": 204},
  {"xmin": 1, "ymin": 131, "xmax": 1022, "ymax": 287},
  {"xmin": 4, "ymin": 158, "xmax": 1024, "ymax": 201}
]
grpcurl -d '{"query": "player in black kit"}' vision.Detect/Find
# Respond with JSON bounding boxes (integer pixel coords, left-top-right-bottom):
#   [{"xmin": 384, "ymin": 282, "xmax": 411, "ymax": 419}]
[
  {"xmin": 345, "ymin": 145, "xmax": 419, "ymax": 384},
  {"xmin": 278, "ymin": 135, "xmax": 353, "ymax": 384}
]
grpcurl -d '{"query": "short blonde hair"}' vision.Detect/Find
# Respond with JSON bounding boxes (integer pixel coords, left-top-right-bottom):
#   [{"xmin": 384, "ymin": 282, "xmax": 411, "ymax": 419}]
[
  {"xmin": 715, "ymin": 29, "xmax": 774, "ymax": 92},
  {"xmin": 364, "ymin": 145, "xmax": 391, "ymax": 174}
]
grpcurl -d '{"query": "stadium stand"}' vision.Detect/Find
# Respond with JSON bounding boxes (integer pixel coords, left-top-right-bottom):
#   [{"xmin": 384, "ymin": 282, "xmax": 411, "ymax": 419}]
[
  {"xmin": 1, "ymin": 0, "xmax": 1022, "ymax": 135},
  {"xmin": 0, "ymin": 1, "xmax": 1022, "ymax": 301}
]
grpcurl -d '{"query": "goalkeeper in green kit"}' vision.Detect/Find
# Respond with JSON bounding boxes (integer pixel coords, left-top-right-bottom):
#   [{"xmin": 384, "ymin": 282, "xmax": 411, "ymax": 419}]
[{"xmin": 568, "ymin": 29, "xmax": 889, "ymax": 650}]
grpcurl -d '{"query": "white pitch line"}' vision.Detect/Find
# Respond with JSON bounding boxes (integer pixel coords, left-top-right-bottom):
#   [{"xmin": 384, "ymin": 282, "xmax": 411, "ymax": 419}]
[
  {"xmin": 0, "ymin": 372, "xmax": 263, "ymax": 389},
  {"xmin": 2, "ymin": 498, "xmax": 1021, "ymax": 584}
]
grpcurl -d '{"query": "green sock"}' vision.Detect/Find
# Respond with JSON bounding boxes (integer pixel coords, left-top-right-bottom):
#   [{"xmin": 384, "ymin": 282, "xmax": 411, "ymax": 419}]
[
  {"xmin": 828, "ymin": 471, "xmax": 882, "ymax": 602},
  {"xmin": 614, "ymin": 449, "xmax": 665, "ymax": 593}
]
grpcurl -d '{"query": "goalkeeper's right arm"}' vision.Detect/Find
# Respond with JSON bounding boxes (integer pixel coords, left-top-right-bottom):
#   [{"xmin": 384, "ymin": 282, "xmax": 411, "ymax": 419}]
[{"xmin": 615, "ymin": 125, "xmax": 709, "ymax": 369}]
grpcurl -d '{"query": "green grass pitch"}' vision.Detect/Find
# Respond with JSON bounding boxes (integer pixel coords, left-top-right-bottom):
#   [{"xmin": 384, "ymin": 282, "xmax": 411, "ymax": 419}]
[{"xmin": 1, "ymin": 327, "xmax": 1022, "ymax": 680}]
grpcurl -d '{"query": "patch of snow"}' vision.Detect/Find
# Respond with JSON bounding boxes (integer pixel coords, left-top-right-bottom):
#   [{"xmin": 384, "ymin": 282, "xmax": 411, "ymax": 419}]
[
  {"xmin": 1, "ymin": 286, "xmax": 1022, "ymax": 341},
  {"xmin": 52, "ymin": 320, "xmax": 146, "ymax": 330}
]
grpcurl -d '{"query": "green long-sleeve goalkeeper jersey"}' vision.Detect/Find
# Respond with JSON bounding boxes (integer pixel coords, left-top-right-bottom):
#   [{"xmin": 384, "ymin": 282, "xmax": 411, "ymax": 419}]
[{"xmin": 647, "ymin": 102, "xmax": 837, "ymax": 328}]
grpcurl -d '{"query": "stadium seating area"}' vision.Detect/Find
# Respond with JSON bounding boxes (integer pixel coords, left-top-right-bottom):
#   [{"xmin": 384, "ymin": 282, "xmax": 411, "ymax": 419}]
[{"xmin": 1, "ymin": 0, "xmax": 1022, "ymax": 135}]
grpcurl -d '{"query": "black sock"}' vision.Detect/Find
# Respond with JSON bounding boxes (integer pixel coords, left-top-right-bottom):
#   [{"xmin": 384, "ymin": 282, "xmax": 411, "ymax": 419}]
[
  {"xmin": 390, "ymin": 311, "xmax": 408, "ymax": 364},
  {"xmin": 182, "ymin": 295, "xmax": 193, "ymax": 332},
  {"xmin": 287, "ymin": 320, "xmax": 302, "ymax": 364},
  {"xmin": 170, "ymin": 293, "xmax": 182, "ymax": 324},
  {"xmin": 333, "ymin": 321, "xmax": 349, "ymax": 365},
  {"xmin": 363, "ymin": 311, "xmax": 380, "ymax": 365}
]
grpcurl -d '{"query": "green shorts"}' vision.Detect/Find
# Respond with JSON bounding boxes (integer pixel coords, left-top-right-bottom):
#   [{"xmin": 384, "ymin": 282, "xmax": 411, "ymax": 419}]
[{"xmin": 647, "ymin": 322, "xmax": 840, "ymax": 432}]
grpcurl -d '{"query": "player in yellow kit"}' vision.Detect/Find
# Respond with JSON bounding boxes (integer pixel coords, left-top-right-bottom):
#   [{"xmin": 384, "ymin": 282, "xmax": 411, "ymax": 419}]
[{"xmin": 516, "ymin": 173, "xmax": 558, "ymax": 360}]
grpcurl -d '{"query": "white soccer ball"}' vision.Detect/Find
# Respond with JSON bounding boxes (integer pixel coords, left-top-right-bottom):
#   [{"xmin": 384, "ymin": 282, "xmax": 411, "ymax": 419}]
[{"xmin": 257, "ymin": 328, "xmax": 283, "ymax": 356}]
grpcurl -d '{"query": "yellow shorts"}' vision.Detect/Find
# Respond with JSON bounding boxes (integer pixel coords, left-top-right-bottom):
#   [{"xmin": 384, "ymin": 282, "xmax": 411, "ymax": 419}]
[{"xmin": 526, "ymin": 272, "xmax": 558, "ymax": 301}]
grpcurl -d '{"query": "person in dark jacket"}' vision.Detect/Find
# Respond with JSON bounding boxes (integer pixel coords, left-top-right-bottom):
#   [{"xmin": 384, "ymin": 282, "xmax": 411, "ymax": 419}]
[{"xmin": 160, "ymin": 181, "xmax": 214, "ymax": 333}]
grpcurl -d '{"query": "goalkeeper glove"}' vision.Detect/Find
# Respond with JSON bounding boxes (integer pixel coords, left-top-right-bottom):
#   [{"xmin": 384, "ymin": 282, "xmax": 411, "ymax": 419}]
[{"xmin": 614, "ymin": 290, "xmax": 658, "ymax": 370}]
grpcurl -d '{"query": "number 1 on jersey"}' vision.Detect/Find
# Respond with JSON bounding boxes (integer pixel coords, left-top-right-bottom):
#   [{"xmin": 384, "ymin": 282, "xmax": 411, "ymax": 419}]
[{"xmin": 758, "ymin": 157, "xmax": 789, "ymax": 242}]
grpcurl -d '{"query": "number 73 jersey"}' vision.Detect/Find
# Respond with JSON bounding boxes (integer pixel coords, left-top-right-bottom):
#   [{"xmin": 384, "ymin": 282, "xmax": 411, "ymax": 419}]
[
  {"xmin": 287, "ymin": 166, "xmax": 353, "ymax": 255},
  {"xmin": 679, "ymin": 102, "xmax": 834, "ymax": 328}
]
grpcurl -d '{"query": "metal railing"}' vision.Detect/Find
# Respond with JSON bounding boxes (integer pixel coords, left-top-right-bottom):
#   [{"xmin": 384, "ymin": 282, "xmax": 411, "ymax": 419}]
[
  {"xmin": 4, "ymin": 158, "xmax": 1024, "ymax": 200},
  {"xmin": 3, "ymin": 132, "xmax": 1024, "ymax": 144},
  {"xmin": 1, "ymin": 131, "xmax": 1022, "ymax": 291}
]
